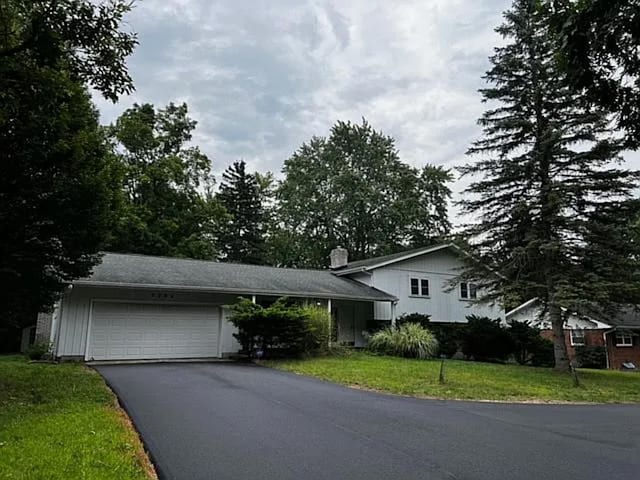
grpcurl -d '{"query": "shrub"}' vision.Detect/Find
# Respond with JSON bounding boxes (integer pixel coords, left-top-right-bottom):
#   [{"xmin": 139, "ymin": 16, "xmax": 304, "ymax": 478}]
[
  {"xmin": 301, "ymin": 305, "xmax": 331, "ymax": 354},
  {"xmin": 529, "ymin": 337, "xmax": 555, "ymax": 367},
  {"xmin": 461, "ymin": 315, "xmax": 514, "ymax": 362},
  {"xmin": 575, "ymin": 345, "xmax": 607, "ymax": 369},
  {"xmin": 428, "ymin": 323, "xmax": 465, "ymax": 358},
  {"xmin": 227, "ymin": 298, "xmax": 333, "ymax": 358},
  {"xmin": 396, "ymin": 313, "xmax": 431, "ymax": 328},
  {"xmin": 397, "ymin": 313, "xmax": 462, "ymax": 357},
  {"xmin": 367, "ymin": 323, "xmax": 438, "ymax": 359},
  {"xmin": 26, "ymin": 342, "xmax": 50, "ymax": 361},
  {"xmin": 509, "ymin": 320, "xmax": 553, "ymax": 365},
  {"xmin": 227, "ymin": 297, "xmax": 309, "ymax": 357}
]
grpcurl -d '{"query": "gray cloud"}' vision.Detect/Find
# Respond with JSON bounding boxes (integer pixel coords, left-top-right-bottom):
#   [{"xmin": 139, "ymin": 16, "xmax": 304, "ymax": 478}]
[{"xmin": 95, "ymin": 0, "xmax": 640, "ymax": 221}]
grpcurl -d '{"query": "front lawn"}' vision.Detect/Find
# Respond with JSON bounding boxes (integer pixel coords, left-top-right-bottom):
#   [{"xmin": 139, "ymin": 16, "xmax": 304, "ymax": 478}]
[
  {"xmin": 0, "ymin": 356, "xmax": 154, "ymax": 480},
  {"xmin": 266, "ymin": 352, "xmax": 640, "ymax": 403}
]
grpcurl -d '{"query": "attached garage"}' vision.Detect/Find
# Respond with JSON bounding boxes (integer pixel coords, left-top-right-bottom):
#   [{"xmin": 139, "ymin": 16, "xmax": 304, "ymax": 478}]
[
  {"xmin": 46, "ymin": 253, "xmax": 397, "ymax": 361},
  {"xmin": 87, "ymin": 302, "xmax": 221, "ymax": 361}
]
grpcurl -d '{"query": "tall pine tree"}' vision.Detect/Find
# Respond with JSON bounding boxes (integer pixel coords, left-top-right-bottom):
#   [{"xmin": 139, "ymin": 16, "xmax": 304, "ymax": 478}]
[
  {"xmin": 217, "ymin": 161, "xmax": 265, "ymax": 264},
  {"xmin": 459, "ymin": 0, "xmax": 640, "ymax": 371}
]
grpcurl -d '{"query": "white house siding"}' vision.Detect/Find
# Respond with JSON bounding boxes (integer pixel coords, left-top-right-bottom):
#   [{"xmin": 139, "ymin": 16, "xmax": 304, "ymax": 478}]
[
  {"xmin": 55, "ymin": 286, "xmax": 240, "ymax": 359},
  {"xmin": 54, "ymin": 286, "xmax": 379, "ymax": 358},
  {"xmin": 220, "ymin": 307, "xmax": 241, "ymax": 354},
  {"xmin": 367, "ymin": 249, "xmax": 504, "ymax": 323}
]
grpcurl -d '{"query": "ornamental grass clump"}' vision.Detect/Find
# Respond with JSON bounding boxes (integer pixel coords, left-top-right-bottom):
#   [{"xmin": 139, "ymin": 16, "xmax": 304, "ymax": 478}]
[{"xmin": 367, "ymin": 323, "xmax": 438, "ymax": 359}]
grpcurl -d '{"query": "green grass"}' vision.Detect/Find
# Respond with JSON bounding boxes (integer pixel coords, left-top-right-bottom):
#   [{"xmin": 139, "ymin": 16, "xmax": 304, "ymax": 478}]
[
  {"xmin": 266, "ymin": 352, "xmax": 640, "ymax": 403},
  {"xmin": 0, "ymin": 356, "xmax": 153, "ymax": 480}
]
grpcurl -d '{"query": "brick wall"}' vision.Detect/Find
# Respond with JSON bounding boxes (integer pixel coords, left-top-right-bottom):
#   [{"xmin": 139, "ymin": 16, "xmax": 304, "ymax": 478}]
[
  {"xmin": 541, "ymin": 328, "xmax": 640, "ymax": 369},
  {"xmin": 540, "ymin": 329, "xmax": 604, "ymax": 362},
  {"xmin": 606, "ymin": 333, "xmax": 640, "ymax": 370}
]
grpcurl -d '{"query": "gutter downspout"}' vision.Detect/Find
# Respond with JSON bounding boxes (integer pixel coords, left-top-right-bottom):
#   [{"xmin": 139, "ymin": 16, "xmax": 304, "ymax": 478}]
[
  {"xmin": 602, "ymin": 328, "xmax": 616, "ymax": 370},
  {"xmin": 390, "ymin": 300, "xmax": 398, "ymax": 327}
]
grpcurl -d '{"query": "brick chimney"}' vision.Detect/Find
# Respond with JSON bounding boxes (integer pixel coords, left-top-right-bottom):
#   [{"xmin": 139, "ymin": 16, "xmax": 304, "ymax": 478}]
[{"xmin": 330, "ymin": 246, "xmax": 348, "ymax": 269}]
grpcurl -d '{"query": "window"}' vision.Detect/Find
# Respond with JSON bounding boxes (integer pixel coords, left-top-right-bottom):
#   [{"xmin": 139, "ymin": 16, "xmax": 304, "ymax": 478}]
[
  {"xmin": 615, "ymin": 332, "xmax": 633, "ymax": 347},
  {"xmin": 410, "ymin": 277, "xmax": 429, "ymax": 297},
  {"xmin": 460, "ymin": 282, "xmax": 477, "ymax": 300},
  {"xmin": 410, "ymin": 278, "xmax": 419, "ymax": 296},
  {"xmin": 570, "ymin": 329, "xmax": 585, "ymax": 346},
  {"xmin": 421, "ymin": 279, "xmax": 429, "ymax": 297}
]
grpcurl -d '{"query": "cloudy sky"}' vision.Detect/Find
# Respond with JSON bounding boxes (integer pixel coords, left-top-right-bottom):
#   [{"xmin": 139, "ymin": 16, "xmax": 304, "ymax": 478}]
[{"xmin": 94, "ymin": 0, "xmax": 637, "ymax": 221}]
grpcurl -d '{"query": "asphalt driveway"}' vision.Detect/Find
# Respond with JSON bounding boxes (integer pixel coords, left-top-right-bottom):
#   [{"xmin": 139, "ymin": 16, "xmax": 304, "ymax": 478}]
[{"xmin": 96, "ymin": 362, "xmax": 640, "ymax": 480}]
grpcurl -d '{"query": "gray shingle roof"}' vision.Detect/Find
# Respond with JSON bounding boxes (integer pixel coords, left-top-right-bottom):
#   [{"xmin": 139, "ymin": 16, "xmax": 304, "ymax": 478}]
[
  {"xmin": 591, "ymin": 305, "xmax": 640, "ymax": 329},
  {"xmin": 75, "ymin": 253, "xmax": 397, "ymax": 302}
]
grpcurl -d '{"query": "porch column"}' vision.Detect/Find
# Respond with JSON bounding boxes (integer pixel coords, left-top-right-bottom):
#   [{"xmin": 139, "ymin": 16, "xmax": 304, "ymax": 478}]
[
  {"xmin": 390, "ymin": 301, "xmax": 397, "ymax": 327},
  {"xmin": 251, "ymin": 295, "xmax": 256, "ymax": 304},
  {"xmin": 327, "ymin": 298, "xmax": 332, "ymax": 348}
]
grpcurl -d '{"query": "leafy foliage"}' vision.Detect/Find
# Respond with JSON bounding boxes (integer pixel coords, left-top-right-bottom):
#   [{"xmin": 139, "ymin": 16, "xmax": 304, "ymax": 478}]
[
  {"xmin": 510, "ymin": 321, "xmax": 547, "ymax": 365},
  {"xmin": 551, "ymin": 0, "xmax": 640, "ymax": 148},
  {"xmin": 105, "ymin": 103, "xmax": 225, "ymax": 259},
  {"xmin": 367, "ymin": 323, "xmax": 439, "ymax": 359},
  {"xmin": 227, "ymin": 298, "xmax": 330, "ymax": 357},
  {"xmin": 0, "ymin": 0, "xmax": 136, "ymax": 332},
  {"xmin": 0, "ymin": 55, "xmax": 120, "ymax": 329},
  {"xmin": 217, "ymin": 161, "xmax": 266, "ymax": 264},
  {"xmin": 458, "ymin": 0, "xmax": 640, "ymax": 370},
  {"xmin": 301, "ymin": 306, "xmax": 332, "ymax": 354},
  {"xmin": 0, "ymin": 0, "xmax": 137, "ymax": 102},
  {"xmin": 396, "ymin": 313, "xmax": 431, "ymax": 328},
  {"xmin": 575, "ymin": 345, "xmax": 607, "ymax": 369},
  {"xmin": 460, "ymin": 316, "xmax": 514, "ymax": 363},
  {"xmin": 396, "ymin": 313, "xmax": 464, "ymax": 357},
  {"xmin": 25, "ymin": 342, "xmax": 50, "ymax": 361},
  {"xmin": 276, "ymin": 119, "xmax": 452, "ymax": 267}
]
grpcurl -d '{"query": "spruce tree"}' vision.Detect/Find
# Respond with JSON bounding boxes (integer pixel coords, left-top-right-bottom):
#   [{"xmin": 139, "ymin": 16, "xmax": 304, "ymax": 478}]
[
  {"xmin": 217, "ymin": 161, "xmax": 265, "ymax": 264},
  {"xmin": 459, "ymin": 0, "xmax": 640, "ymax": 371}
]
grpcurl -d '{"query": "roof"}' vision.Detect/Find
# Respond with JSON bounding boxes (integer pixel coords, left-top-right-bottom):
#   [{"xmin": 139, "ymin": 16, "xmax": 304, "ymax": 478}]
[
  {"xmin": 75, "ymin": 253, "xmax": 397, "ymax": 302},
  {"xmin": 507, "ymin": 298, "xmax": 640, "ymax": 330},
  {"xmin": 333, "ymin": 243, "xmax": 458, "ymax": 276},
  {"xmin": 591, "ymin": 305, "xmax": 640, "ymax": 330}
]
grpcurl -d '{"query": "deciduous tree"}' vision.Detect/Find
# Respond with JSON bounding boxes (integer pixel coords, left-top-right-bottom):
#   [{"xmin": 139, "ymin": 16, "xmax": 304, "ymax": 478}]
[
  {"xmin": 106, "ymin": 103, "xmax": 224, "ymax": 259},
  {"xmin": 0, "ymin": 0, "xmax": 136, "ymax": 335},
  {"xmin": 277, "ymin": 119, "xmax": 452, "ymax": 268}
]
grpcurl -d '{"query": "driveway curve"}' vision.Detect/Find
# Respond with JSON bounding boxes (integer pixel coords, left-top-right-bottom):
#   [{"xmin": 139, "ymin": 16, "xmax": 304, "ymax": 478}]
[{"xmin": 96, "ymin": 362, "xmax": 640, "ymax": 480}]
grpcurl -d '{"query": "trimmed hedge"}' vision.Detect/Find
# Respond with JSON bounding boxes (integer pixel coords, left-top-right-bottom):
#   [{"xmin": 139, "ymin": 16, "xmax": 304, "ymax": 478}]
[{"xmin": 227, "ymin": 297, "xmax": 330, "ymax": 357}]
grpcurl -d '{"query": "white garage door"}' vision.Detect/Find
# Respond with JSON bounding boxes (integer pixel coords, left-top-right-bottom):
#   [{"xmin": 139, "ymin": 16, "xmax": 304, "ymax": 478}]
[{"xmin": 88, "ymin": 302, "xmax": 220, "ymax": 361}]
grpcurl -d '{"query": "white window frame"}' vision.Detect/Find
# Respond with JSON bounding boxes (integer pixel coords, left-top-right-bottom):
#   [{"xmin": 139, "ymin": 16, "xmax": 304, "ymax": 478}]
[
  {"xmin": 459, "ymin": 282, "xmax": 477, "ymax": 300},
  {"xmin": 409, "ymin": 277, "xmax": 430, "ymax": 298},
  {"xmin": 570, "ymin": 329, "xmax": 585, "ymax": 346},
  {"xmin": 615, "ymin": 332, "xmax": 633, "ymax": 347}
]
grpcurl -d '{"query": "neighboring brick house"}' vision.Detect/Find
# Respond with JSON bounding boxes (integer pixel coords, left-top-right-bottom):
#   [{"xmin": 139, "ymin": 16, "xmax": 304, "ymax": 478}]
[{"xmin": 507, "ymin": 298, "xmax": 640, "ymax": 370}]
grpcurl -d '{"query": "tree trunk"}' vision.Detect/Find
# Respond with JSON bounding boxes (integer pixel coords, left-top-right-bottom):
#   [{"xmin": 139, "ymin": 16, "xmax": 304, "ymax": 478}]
[{"xmin": 549, "ymin": 302, "xmax": 570, "ymax": 372}]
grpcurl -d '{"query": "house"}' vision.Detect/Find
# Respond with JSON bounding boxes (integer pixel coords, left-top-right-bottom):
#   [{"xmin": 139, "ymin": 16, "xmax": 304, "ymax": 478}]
[
  {"xmin": 36, "ymin": 243, "xmax": 503, "ymax": 361},
  {"xmin": 506, "ymin": 298, "xmax": 640, "ymax": 369}
]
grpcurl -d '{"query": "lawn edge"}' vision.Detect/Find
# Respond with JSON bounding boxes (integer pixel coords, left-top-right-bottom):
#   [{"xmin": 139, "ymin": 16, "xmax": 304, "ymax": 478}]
[
  {"xmin": 91, "ymin": 367, "xmax": 159, "ymax": 480},
  {"xmin": 265, "ymin": 364, "xmax": 639, "ymax": 406}
]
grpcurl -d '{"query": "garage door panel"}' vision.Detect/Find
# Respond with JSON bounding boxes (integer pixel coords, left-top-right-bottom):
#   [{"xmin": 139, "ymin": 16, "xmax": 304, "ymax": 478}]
[{"xmin": 88, "ymin": 302, "xmax": 220, "ymax": 361}]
